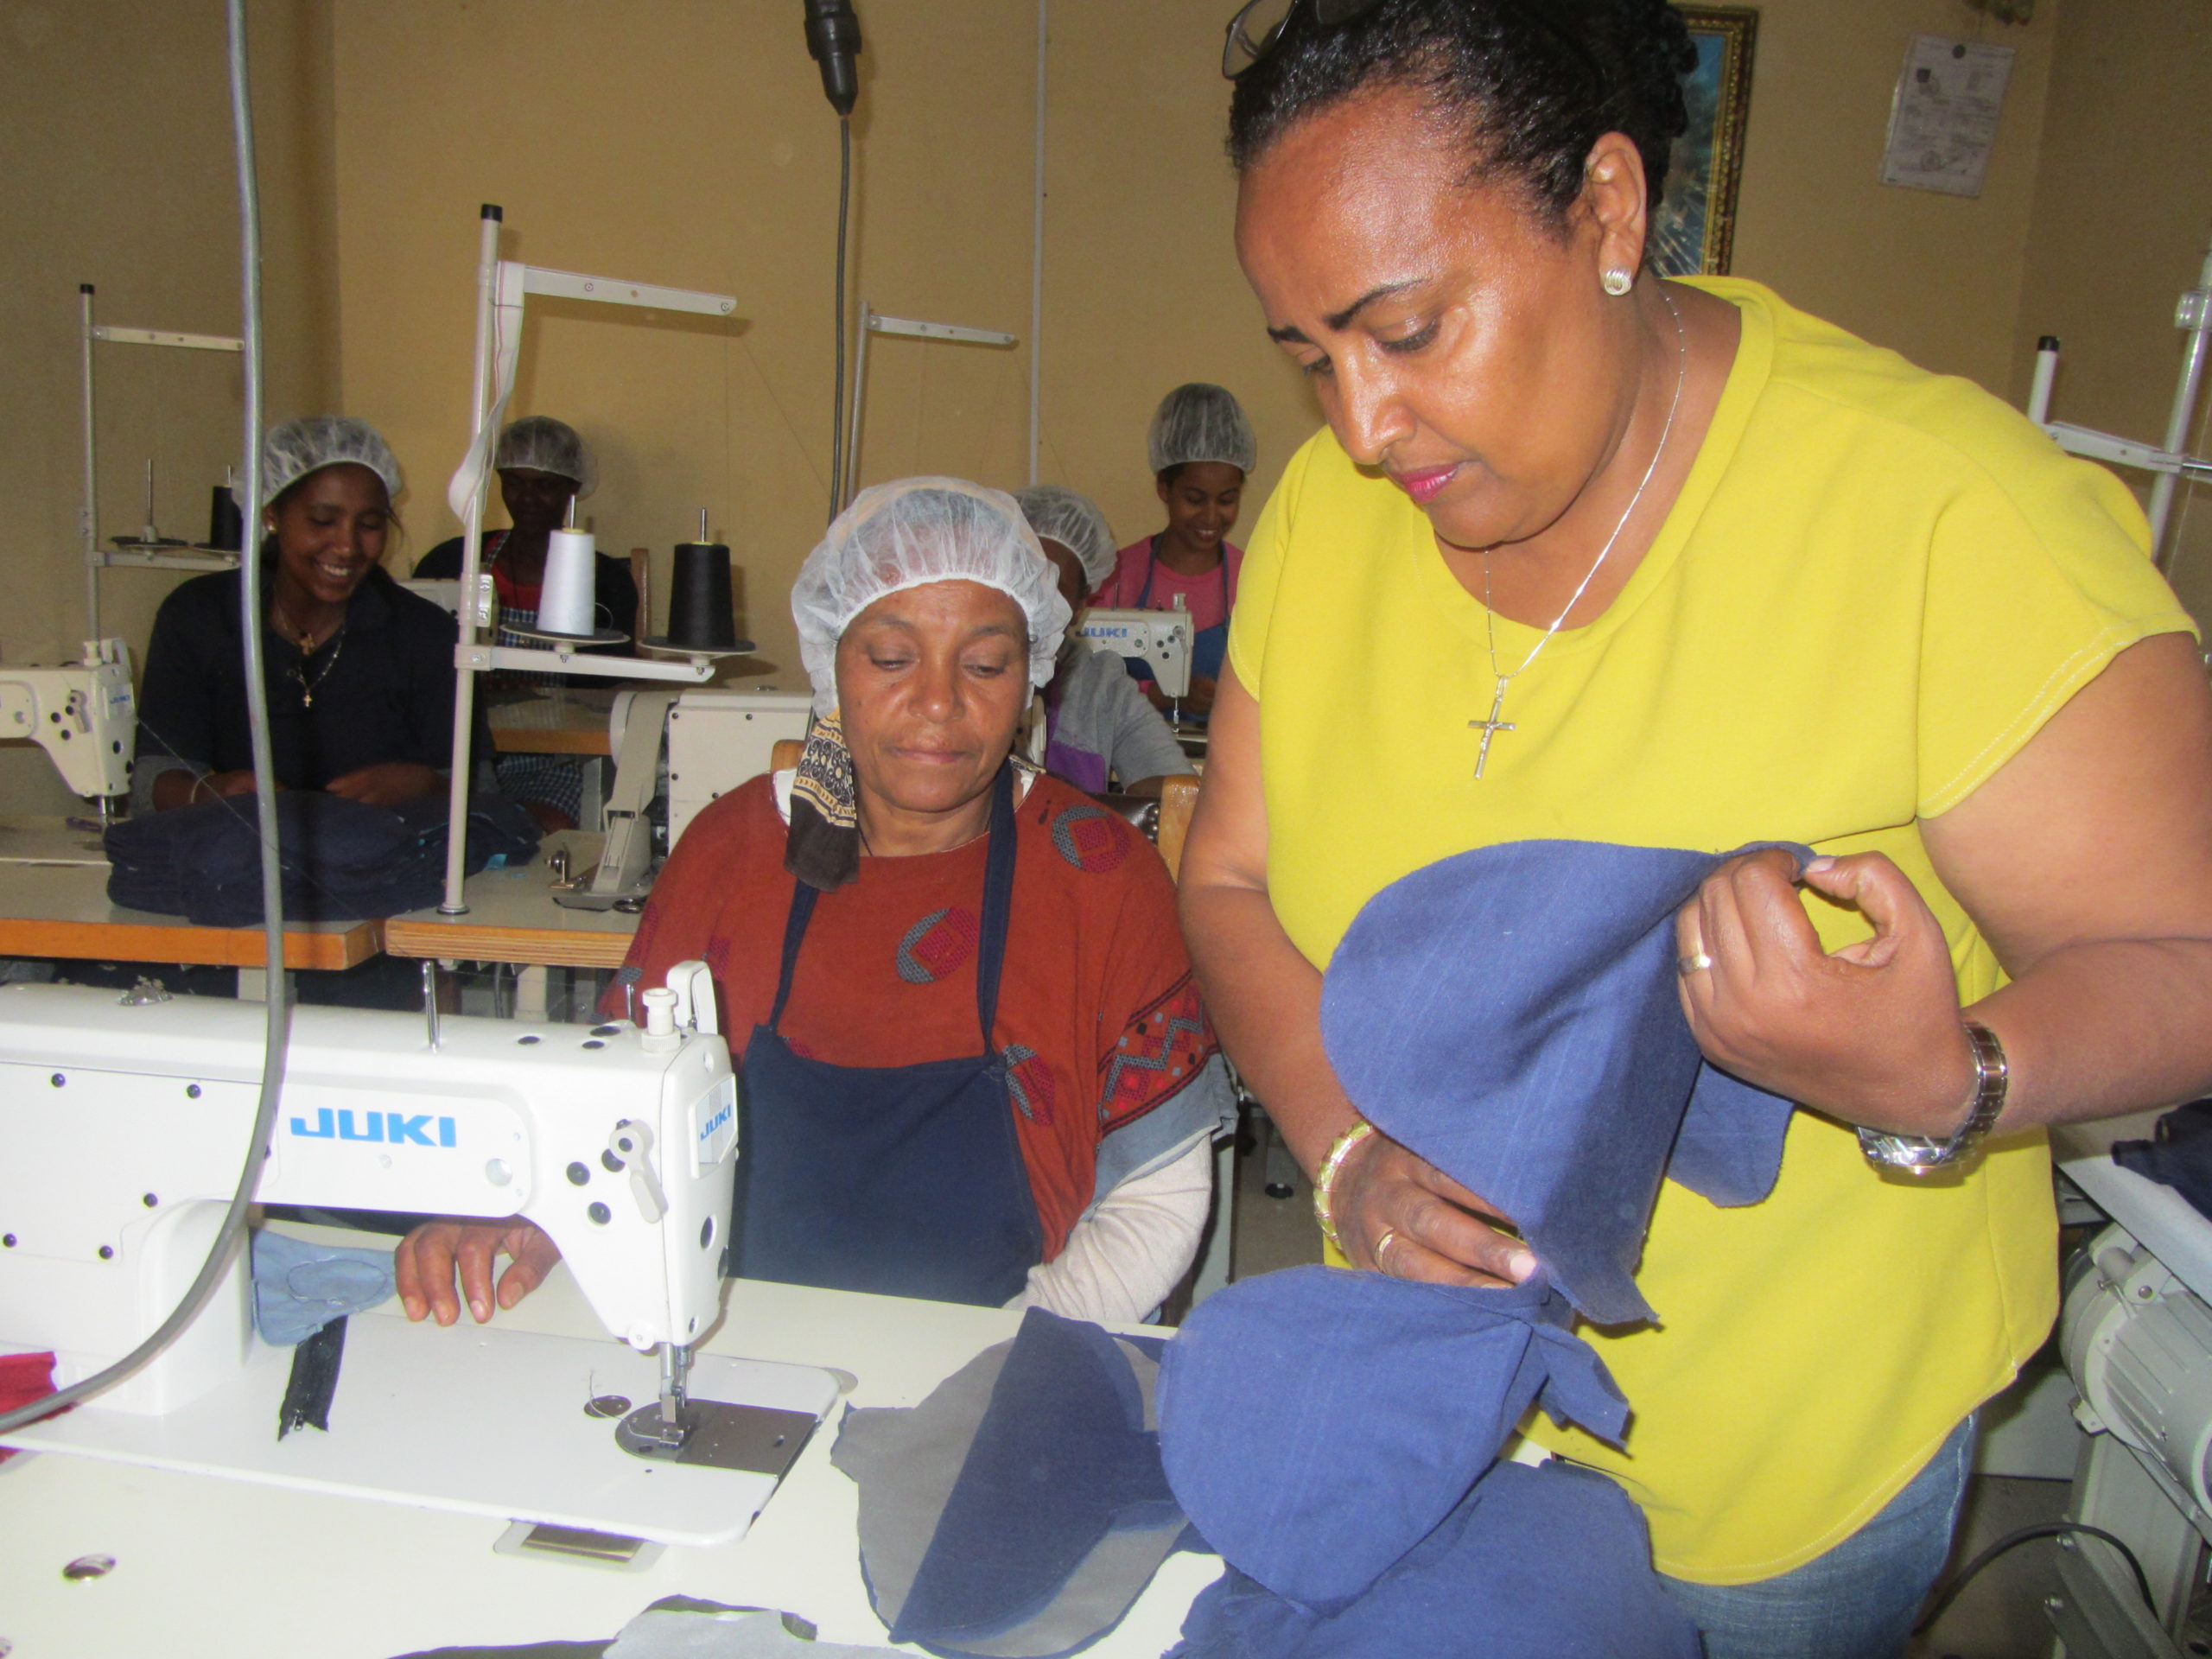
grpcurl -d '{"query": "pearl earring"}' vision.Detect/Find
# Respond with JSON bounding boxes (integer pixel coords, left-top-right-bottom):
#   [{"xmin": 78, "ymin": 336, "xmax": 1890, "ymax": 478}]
[{"xmin": 1601, "ymin": 268, "xmax": 1636, "ymax": 297}]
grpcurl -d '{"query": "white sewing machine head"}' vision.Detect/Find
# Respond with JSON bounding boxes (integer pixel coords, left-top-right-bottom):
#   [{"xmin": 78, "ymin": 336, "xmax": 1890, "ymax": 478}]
[
  {"xmin": 0, "ymin": 639, "xmax": 135, "ymax": 801},
  {"xmin": 1077, "ymin": 607, "xmax": 1192, "ymax": 700},
  {"xmin": 0, "ymin": 978, "xmax": 734, "ymax": 1416}
]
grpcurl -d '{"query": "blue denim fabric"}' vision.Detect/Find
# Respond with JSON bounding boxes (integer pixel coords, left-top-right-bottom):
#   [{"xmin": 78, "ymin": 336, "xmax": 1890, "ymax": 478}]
[{"xmin": 1660, "ymin": 1414, "xmax": 1977, "ymax": 1659}]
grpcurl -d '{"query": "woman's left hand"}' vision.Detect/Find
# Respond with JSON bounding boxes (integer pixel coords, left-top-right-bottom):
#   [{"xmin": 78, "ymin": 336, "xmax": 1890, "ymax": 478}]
[
  {"xmin": 1675, "ymin": 849, "xmax": 1977, "ymax": 1135},
  {"xmin": 325, "ymin": 761, "xmax": 442, "ymax": 808}
]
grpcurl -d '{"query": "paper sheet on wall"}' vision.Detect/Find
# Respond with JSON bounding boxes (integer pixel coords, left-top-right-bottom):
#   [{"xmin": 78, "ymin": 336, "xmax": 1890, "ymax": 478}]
[{"xmin": 1880, "ymin": 35, "xmax": 2015, "ymax": 198}]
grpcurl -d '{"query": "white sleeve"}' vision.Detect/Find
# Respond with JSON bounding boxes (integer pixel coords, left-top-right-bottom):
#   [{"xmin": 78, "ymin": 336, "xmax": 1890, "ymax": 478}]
[{"xmin": 1007, "ymin": 1135, "xmax": 1214, "ymax": 1325}]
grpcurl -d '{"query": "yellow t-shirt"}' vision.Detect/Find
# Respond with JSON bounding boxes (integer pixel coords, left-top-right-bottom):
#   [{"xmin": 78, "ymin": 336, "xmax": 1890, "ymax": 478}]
[{"xmin": 1231, "ymin": 278, "xmax": 2196, "ymax": 1583}]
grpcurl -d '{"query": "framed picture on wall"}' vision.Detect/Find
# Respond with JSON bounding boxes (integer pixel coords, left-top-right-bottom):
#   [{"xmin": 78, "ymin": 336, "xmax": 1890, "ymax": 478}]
[{"xmin": 1650, "ymin": 6, "xmax": 1758, "ymax": 276}]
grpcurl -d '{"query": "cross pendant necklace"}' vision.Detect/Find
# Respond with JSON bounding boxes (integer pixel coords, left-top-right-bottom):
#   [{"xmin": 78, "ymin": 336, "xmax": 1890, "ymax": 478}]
[
  {"xmin": 1468, "ymin": 283, "xmax": 1688, "ymax": 781},
  {"xmin": 1470, "ymin": 677, "xmax": 1516, "ymax": 779}
]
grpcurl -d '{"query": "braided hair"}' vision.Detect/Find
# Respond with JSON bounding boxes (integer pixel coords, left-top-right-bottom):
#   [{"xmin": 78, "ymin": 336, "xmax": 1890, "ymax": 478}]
[{"xmin": 1228, "ymin": 0, "xmax": 1698, "ymax": 233}]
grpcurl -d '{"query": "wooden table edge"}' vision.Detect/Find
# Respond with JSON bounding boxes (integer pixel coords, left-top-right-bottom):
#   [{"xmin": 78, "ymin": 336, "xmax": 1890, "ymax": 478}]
[
  {"xmin": 0, "ymin": 918, "xmax": 381, "ymax": 971},
  {"xmin": 382, "ymin": 918, "xmax": 633, "ymax": 969}
]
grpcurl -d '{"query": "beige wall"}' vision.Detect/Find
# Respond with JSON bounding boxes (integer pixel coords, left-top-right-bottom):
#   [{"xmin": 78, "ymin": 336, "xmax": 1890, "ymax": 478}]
[
  {"xmin": 2010, "ymin": 0, "xmax": 2212, "ymax": 626},
  {"xmin": 1722, "ymin": 0, "xmax": 2056, "ymax": 394},
  {"xmin": 330, "ymin": 0, "xmax": 1050, "ymax": 683},
  {"xmin": 0, "ymin": 0, "xmax": 336, "ymax": 807}
]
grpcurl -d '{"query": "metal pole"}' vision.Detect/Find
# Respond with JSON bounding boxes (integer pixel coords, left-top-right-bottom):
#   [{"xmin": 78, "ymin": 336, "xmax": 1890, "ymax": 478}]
[
  {"xmin": 1027, "ymin": 0, "xmax": 1047, "ymax": 486},
  {"xmin": 842, "ymin": 303, "xmax": 871, "ymax": 510},
  {"xmin": 2148, "ymin": 232, "xmax": 2212, "ymax": 573},
  {"xmin": 439, "ymin": 205, "xmax": 504, "ymax": 915},
  {"xmin": 2028, "ymin": 336, "xmax": 2060, "ymax": 427},
  {"xmin": 79, "ymin": 285, "xmax": 100, "ymax": 640}
]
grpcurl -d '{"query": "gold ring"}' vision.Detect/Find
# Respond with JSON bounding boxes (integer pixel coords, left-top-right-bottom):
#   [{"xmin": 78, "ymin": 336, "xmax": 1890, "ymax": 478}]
[
  {"xmin": 1676, "ymin": 951, "xmax": 1714, "ymax": 976},
  {"xmin": 1374, "ymin": 1228, "xmax": 1402, "ymax": 1275}
]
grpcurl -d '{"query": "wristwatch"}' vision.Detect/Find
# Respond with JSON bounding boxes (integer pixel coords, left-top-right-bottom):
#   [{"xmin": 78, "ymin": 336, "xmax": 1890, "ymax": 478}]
[{"xmin": 1856, "ymin": 1021, "xmax": 2010, "ymax": 1174}]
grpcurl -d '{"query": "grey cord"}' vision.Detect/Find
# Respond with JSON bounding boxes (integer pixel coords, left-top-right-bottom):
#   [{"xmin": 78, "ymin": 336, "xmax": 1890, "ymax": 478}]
[{"xmin": 0, "ymin": 0, "xmax": 287, "ymax": 1435}]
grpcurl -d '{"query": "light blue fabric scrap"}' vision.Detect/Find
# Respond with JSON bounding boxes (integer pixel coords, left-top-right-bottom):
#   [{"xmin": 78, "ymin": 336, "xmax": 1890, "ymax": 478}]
[{"xmin": 251, "ymin": 1230, "xmax": 395, "ymax": 1346}]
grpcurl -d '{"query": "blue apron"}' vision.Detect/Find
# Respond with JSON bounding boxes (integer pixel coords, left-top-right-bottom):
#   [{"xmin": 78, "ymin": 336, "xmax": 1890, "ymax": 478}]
[
  {"xmin": 734, "ymin": 765, "xmax": 1044, "ymax": 1306},
  {"xmin": 1132, "ymin": 535, "xmax": 1233, "ymax": 689}
]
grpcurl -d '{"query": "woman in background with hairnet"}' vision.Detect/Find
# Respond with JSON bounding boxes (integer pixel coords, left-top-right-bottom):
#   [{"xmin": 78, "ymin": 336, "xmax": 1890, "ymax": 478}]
[
  {"xmin": 414, "ymin": 416, "xmax": 639, "ymax": 830},
  {"xmin": 397, "ymin": 479, "xmax": 1233, "ymax": 1326},
  {"xmin": 1091, "ymin": 383, "xmax": 1258, "ymax": 721},
  {"xmin": 1015, "ymin": 485, "xmax": 1194, "ymax": 798},
  {"xmin": 134, "ymin": 415, "xmax": 483, "ymax": 816}
]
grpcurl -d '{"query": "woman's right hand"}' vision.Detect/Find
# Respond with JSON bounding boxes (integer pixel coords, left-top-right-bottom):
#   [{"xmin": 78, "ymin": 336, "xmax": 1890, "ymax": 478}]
[
  {"xmin": 394, "ymin": 1219, "xmax": 561, "ymax": 1325},
  {"xmin": 1328, "ymin": 1128, "xmax": 1535, "ymax": 1287}
]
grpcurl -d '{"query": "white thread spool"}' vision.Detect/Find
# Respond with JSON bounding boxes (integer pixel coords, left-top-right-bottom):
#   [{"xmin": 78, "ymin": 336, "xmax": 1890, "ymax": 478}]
[{"xmin": 537, "ymin": 528, "xmax": 598, "ymax": 635}]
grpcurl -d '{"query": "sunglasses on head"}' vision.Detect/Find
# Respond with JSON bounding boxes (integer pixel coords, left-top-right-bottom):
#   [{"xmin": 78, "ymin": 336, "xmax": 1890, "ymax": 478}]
[{"xmin": 1222, "ymin": 0, "xmax": 1385, "ymax": 79}]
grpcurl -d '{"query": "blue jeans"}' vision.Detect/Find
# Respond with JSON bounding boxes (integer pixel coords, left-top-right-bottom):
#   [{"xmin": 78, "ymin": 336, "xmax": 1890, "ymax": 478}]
[{"xmin": 1660, "ymin": 1415, "xmax": 1976, "ymax": 1659}]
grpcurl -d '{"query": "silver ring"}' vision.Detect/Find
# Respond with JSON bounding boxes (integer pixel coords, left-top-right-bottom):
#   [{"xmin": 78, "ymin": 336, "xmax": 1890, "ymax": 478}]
[
  {"xmin": 1676, "ymin": 951, "xmax": 1713, "ymax": 976},
  {"xmin": 1373, "ymin": 1228, "xmax": 1402, "ymax": 1275}
]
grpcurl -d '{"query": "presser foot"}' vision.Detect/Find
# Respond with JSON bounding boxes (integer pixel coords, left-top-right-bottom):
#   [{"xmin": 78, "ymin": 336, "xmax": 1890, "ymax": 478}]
[{"xmin": 613, "ymin": 1397, "xmax": 819, "ymax": 1478}]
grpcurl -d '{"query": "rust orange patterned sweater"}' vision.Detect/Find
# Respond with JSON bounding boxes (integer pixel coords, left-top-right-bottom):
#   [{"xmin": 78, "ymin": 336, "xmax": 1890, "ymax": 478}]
[{"xmin": 606, "ymin": 772, "xmax": 1218, "ymax": 1259}]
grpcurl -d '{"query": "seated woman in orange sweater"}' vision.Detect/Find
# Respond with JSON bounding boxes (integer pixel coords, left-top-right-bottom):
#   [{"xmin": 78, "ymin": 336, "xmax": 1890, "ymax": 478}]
[{"xmin": 397, "ymin": 480, "xmax": 1232, "ymax": 1323}]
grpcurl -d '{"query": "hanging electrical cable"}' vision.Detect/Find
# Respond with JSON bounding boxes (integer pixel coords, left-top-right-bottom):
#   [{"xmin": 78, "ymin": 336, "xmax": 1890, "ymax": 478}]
[
  {"xmin": 830, "ymin": 114, "xmax": 853, "ymax": 520},
  {"xmin": 804, "ymin": 0, "xmax": 863, "ymax": 521},
  {"xmin": 0, "ymin": 0, "xmax": 288, "ymax": 1435}
]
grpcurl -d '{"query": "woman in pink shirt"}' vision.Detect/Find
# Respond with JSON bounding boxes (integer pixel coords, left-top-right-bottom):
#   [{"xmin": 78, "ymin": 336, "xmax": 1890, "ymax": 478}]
[{"xmin": 1093, "ymin": 383, "xmax": 1257, "ymax": 719}]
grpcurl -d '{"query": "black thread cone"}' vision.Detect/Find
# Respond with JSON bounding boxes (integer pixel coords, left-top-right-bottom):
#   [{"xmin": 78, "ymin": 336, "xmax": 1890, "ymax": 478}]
[
  {"xmin": 666, "ymin": 542, "xmax": 738, "ymax": 649},
  {"xmin": 208, "ymin": 486, "xmax": 244, "ymax": 551}
]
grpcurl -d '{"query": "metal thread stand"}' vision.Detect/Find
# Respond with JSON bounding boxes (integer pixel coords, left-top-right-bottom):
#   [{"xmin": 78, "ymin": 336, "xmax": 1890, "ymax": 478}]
[
  {"xmin": 2029, "ymin": 232, "xmax": 2212, "ymax": 575},
  {"xmin": 439, "ymin": 205, "xmax": 744, "ymax": 914},
  {"xmin": 77, "ymin": 284, "xmax": 245, "ymax": 639},
  {"xmin": 840, "ymin": 304, "xmax": 1020, "ymax": 511}
]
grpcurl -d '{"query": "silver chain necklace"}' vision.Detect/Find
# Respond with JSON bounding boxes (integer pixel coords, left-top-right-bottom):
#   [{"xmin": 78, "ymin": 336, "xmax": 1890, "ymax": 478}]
[{"xmin": 1469, "ymin": 283, "xmax": 1688, "ymax": 779}]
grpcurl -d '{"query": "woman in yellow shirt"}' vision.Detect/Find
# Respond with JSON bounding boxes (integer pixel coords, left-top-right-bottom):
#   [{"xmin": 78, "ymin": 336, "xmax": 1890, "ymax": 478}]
[{"xmin": 1184, "ymin": 2, "xmax": 2212, "ymax": 1655}]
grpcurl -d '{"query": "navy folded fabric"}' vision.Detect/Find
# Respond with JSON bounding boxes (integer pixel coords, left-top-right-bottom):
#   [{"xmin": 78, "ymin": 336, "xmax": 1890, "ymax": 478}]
[
  {"xmin": 105, "ymin": 791, "xmax": 539, "ymax": 925},
  {"xmin": 1168, "ymin": 1459, "xmax": 1702, "ymax": 1659},
  {"xmin": 1319, "ymin": 837, "xmax": 1804, "ymax": 1325},
  {"xmin": 2113, "ymin": 1099, "xmax": 2212, "ymax": 1223},
  {"xmin": 833, "ymin": 1307, "xmax": 1185, "ymax": 1659},
  {"xmin": 1156, "ymin": 1265, "xmax": 1624, "ymax": 1609}
]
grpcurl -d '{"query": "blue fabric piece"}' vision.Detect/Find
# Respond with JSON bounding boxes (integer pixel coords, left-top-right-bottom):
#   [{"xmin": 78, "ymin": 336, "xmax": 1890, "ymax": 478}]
[
  {"xmin": 1169, "ymin": 1460, "xmax": 1702, "ymax": 1659},
  {"xmin": 834, "ymin": 1308, "xmax": 1182, "ymax": 1658},
  {"xmin": 105, "ymin": 790, "xmax": 539, "ymax": 926},
  {"xmin": 251, "ymin": 1230, "xmax": 395, "ymax": 1347},
  {"xmin": 891, "ymin": 1309, "xmax": 1174, "ymax": 1649},
  {"xmin": 1319, "ymin": 837, "xmax": 1804, "ymax": 1325},
  {"xmin": 1157, "ymin": 1264, "xmax": 1624, "ymax": 1609},
  {"xmin": 2113, "ymin": 1100, "xmax": 2212, "ymax": 1224}
]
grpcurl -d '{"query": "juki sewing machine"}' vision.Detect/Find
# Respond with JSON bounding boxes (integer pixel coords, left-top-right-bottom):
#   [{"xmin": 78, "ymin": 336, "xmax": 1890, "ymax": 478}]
[
  {"xmin": 0, "ymin": 975, "xmax": 839, "ymax": 1548},
  {"xmin": 0, "ymin": 639, "xmax": 136, "ymax": 808},
  {"xmin": 1078, "ymin": 606, "xmax": 1193, "ymax": 701}
]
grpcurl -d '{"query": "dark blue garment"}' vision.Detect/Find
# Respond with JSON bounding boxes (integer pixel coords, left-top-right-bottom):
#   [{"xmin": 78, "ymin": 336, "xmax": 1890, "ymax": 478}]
[
  {"xmin": 1157, "ymin": 1264, "xmax": 1625, "ymax": 1610},
  {"xmin": 1169, "ymin": 1459, "xmax": 1703, "ymax": 1659},
  {"xmin": 832, "ymin": 1307, "xmax": 1185, "ymax": 1659},
  {"xmin": 734, "ymin": 765, "xmax": 1045, "ymax": 1306},
  {"xmin": 2113, "ymin": 1099, "xmax": 2212, "ymax": 1222},
  {"xmin": 1319, "ymin": 838, "xmax": 1805, "ymax": 1325},
  {"xmin": 103, "ymin": 790, "xmax": 540, "ymax": 926}
]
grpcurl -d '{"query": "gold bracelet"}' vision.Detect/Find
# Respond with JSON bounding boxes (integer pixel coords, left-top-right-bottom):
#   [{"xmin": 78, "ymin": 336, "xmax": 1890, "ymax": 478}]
[{"xmin": 1312, "ymin": 1119, "xmax": 1376, "ymax": 1255}]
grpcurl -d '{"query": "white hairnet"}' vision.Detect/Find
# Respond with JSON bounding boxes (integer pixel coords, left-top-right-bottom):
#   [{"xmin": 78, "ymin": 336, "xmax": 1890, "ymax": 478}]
[
  {"xmin": 791, "ymin": 478, "xmax": 1073, "ymax": 717},
  {"xmin": 1013, "ymin": 485, "xmax": 1118, "ymax": 591},
  {"xmin": 495, "ymin": 415, "xmax": 596, "ymax": 498},
  {"xmin": 1147, "ymin": 382, "xmax": 1257, "ymax": 476},
  {"xmin": 260, "ymin": 416, "xmax": 403, "ymax": 509}
]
